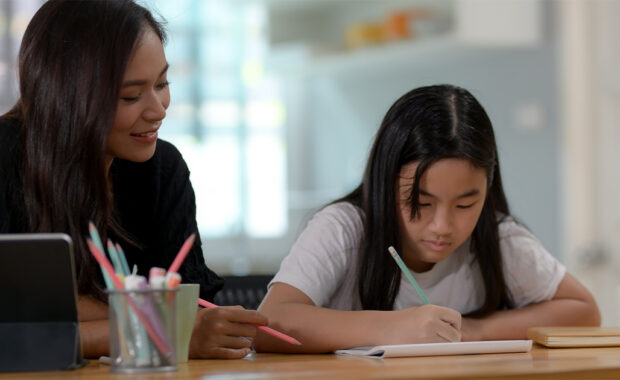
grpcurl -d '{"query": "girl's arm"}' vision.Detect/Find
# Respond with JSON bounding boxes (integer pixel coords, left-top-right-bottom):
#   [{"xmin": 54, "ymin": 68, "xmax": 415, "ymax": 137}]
[
  {"xmin": 77, "ymin": 295, "xmax": 109, "ymax": 358},
  {"xmin": 254, "ymin": 282, "xmax": 462, "ymax": 353},
  {"xmin": 461, "ymin": 273, "xmax": 600, "ymax": 341}
]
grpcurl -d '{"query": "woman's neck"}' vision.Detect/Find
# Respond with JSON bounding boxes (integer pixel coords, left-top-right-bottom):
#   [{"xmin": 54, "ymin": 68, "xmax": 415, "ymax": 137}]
[
  {"xmin": 105, "ymin": 155, "xmax": 114, "ymax": 175},
  {"xmin": 105, "ymin": 155, "xmax": 114, "ymax": 196}
]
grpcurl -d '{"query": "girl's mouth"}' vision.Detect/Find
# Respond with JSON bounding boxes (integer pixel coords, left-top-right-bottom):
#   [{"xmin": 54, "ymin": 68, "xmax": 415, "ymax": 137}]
[{"xmin": 423, "ymin": 240, "xmax": 450, "ymax": 251}]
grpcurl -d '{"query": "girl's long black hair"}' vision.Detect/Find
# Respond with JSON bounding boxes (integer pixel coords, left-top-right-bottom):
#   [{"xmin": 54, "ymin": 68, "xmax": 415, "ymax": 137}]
[
  {"xmin": 339, "ymin": 84, "xmax": 512, "ymax": 316},
  {"xmin": 2, "ymin": 0, "xmax": 166, "ymax": 301}
]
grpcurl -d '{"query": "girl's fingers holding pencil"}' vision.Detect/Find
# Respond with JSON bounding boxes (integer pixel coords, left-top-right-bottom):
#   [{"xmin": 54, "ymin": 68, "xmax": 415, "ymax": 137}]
[
  {"xmin": 435, "ymin": 321, "xmax": 462, "ymax": 342},
  {"xmin": 438, "ymin": 308, "xmax": 462, "ymax": 330},
  {"xmin": 422, "ymin": 305, "xmax": 461, "ymax": 342},
  {"xmin": 391, "ymin": 304, "xmax": 462, "ymax": 344}
]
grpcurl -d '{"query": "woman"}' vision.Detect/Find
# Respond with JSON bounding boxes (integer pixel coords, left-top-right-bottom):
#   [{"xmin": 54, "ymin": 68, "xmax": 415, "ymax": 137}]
[{"xmin": 0, "ymin": 0, "xmax": 266, "ymax": 359}]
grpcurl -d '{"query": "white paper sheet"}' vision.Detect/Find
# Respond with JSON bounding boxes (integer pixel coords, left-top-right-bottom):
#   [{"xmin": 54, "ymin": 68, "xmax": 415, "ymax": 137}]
[{"xmin": 334, "ymin": 340, "xmax": 533, "ymax": 358}]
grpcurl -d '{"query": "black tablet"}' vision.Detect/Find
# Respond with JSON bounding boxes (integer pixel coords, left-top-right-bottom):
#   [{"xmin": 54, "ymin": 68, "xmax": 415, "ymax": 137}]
[{"xmin": 0, "ymin": 233, "xmax": 85, "ymax": 372}]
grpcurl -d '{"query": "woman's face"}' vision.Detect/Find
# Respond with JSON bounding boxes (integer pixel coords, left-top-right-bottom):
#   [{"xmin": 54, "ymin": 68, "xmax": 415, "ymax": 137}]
[
  {"xmin": 395, "ymin": 158, "xmax": 488, "ymax": 273},
  {"xmin": 106, "ymin": 27, "xmax": 170, "ymax": 165}
]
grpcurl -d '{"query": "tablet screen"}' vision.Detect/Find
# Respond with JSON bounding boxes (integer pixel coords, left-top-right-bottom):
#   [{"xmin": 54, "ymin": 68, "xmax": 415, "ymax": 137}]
[{"xmin": 0, "ymin": 233, "xmax": 78, "ymax": 322}]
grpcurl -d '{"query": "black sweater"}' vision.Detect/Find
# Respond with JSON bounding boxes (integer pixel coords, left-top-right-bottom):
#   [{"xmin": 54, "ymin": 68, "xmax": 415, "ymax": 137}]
[{"xmin": 0, "ymin": 118, "xmax": 223, "ymax": 300}]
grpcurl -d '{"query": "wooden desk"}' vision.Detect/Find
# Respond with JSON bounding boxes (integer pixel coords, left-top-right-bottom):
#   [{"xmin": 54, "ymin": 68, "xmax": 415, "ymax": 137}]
[{"xmin": 2, "ymin": 345, "xmax": 620, "ymax": 379}]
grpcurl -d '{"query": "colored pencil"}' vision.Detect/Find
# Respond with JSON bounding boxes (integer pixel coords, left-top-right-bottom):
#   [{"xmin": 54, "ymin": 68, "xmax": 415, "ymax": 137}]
[
  {"xmin": 197, "ymin": 298, "xmax": 302, "ymax": 346},
  {"xmin": 387, "ymin": 246, "xmax": 430, "ymax": 304},
  {"xmin": 87, "ymin": 239, "xmax": 173, "ymax": 358},
  {"xmin": 167, "ymin": 233, "xmax": 196, "ymax": 273},
  {"xmin": 88, "ymin": 222, "xmax": 115, "ymax": 289}
]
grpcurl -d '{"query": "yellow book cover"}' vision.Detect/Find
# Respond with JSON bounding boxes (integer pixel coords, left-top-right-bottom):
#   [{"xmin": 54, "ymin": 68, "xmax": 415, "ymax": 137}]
[{"xmin": 527, "ymin": 327, "xmax": 620, "ymax": 347}]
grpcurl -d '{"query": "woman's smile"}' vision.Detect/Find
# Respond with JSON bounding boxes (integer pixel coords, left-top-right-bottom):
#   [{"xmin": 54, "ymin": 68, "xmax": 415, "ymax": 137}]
[{"xmin": 129, "ymin": 125, "xmax": 160, "ymax": 143}]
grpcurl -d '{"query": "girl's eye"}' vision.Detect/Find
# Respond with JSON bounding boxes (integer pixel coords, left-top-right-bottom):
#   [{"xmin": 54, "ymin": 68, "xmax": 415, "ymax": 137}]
[
  {"xmin": 418, "ymin": 203, "xmax": 431, "ymax": 207},
  {"xmin": 456, "ymin": 203, "xmax": 476, "ymax": 209}
]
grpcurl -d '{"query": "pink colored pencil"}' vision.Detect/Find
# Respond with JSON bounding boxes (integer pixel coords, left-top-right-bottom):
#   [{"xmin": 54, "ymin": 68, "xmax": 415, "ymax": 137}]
[
  {"xmin": 197, "ymin": 298, "xmax": 301, "ymax": 346},
  {"xmin": 87, "ymin": 239, "xmax": 173, "ymax": 358},
  {"xmin": 167, "ymin": 233, "xmax": 196, "ymax": 273}
]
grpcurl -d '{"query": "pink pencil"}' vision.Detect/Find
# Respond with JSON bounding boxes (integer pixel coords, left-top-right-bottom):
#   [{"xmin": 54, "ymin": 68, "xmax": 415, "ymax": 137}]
[
  {"xmin": 87, "ymin": 239, "xmax": 173, "ymax": 358},
  {"xmin": 198, "ymin": 298, "xmax": 301, "ymax": 346},
  {"xmin": 167, "ymin": 233, "xmax": 196, "ymax": 273}
]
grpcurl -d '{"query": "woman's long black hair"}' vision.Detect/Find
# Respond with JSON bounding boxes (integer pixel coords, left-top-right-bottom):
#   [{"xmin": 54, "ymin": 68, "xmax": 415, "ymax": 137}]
[
  {"xmin": 2, "ymin": 0, "xmax": 166, "ymax": 301},
  {"xmin": 339, "ymin": 84, "xmax": 512, "ymax": 316}
]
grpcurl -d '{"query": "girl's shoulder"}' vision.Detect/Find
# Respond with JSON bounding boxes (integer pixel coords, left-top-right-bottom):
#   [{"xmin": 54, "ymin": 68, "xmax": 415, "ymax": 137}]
[
  {"xmin": 496, "ymin": 214, "xmax": 566, "ymax": 308},
  {"xmin": 496, "ymin": 213, "xmax": 553, "ymax": 260},
  {"xmin": 319, "ymin": 202, "xmax": 363, "ymax": 221},
  {"xmin": 296, "ymin": 202, "xmax": 364, "ymax": 252},
  {"xmin": 314, "ymin": 202, "xmax": 364, "ymax": 233},
  {"xmin": 496, "ymin": 214, "xmax": 534, "ymax": 241}
]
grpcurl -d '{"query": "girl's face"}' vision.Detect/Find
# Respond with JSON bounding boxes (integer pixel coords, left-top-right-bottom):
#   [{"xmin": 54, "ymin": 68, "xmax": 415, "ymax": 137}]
[
  {"xmin": 396, "ymin": 158, "xmax": 488, "ymax": 273},
  {"xmin": 106, "ymin": 27, "xmax": 170, "ymax": 166}
]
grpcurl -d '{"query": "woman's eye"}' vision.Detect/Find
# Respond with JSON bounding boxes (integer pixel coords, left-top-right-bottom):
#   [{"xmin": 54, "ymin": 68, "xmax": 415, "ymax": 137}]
[
  {"xmin": 456, "ymin": 203, "xmax": 475, "ymax": 209},
  {"xmin": 156, "ymin": 81, "xmax": 170, "ymax": 90},
  {"xmin": 418, "ymin": 203, "xmax": 431, "ymax": 207},
  {"xmin": 121, "ymin": 95, "xmax": 140, "ymax": 102}
]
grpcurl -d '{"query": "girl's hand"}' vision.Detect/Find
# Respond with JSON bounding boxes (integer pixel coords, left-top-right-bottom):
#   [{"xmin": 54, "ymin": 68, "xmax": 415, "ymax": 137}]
[
  {"xmin": 460, "ymin": 317, "xmax": 486, "ymax": 341},
  {"xmin": 189, "ymin": 306, "xmax": 269, "ymax": 359},
  {"xmin": 387, "ymin": 304, "xmax": 462, "ymax": 344}
]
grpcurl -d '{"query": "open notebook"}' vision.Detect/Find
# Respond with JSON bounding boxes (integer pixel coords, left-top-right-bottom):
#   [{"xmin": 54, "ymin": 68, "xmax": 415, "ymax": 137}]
[
  {"xmin": 335, "ymin": 340, "xmax": 532, "ymax": 358},
  {"xmin": 528, "ymin": 327, "xmax": 620, "ymax": 347}
]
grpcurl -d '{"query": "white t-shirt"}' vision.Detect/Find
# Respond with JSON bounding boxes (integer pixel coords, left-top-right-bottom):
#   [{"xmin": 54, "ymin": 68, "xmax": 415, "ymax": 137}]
[{"xmin": 271, "ymin": 202, "xmax": 566, "ymax": 314}]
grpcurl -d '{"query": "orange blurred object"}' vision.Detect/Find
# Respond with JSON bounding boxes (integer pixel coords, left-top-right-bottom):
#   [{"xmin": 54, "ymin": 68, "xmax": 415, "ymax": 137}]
[
  {"xmin": 345, "ymin": 22, "xmax": 385, "ymax": 50},
  {"xmin": 384, "ymin": 9, "xmax": 431, "ymax": 41},
  {"xmin": 345, "ymin": 8, "xmax": 432, "ymax": 50}
]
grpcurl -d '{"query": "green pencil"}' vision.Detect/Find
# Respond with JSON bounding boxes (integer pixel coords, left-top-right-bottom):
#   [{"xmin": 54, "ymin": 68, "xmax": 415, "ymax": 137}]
[
  {"xmin": 387, "ymin": 246, "xmax": 430, "ymax": 305},
  {"xmin": 88, "ymin": 221, "xmax": 114, "ymax": 289}
]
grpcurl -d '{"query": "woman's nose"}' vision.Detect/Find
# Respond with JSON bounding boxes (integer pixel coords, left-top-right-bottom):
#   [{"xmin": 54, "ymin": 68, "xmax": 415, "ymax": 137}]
[{"xmin": 143, "ymin": 90, "xmax": 168, "ymax": 121}]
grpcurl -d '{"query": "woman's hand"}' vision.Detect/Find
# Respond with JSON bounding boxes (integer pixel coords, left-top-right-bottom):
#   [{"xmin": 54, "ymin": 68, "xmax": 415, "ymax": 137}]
[
  {"xmin": 385, "ymin": 304, "xmax": 462, "ymax": 344},
  {"xmin": 189, "ymin": 306, "xmax": 269, "ymax": 359},
  {"xmin": 77, "ymin": 295, "xmax": 110, "ymax": 358}
]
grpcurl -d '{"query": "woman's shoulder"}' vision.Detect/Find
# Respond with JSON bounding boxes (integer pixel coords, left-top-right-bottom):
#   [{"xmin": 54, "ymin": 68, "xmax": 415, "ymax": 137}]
[
  {"xmin": 154, "ymin": 139, "xmax": 187, "ymax": 170},
  {"xmin": 0, "ymin": 117, "xmax": 21, "ymax": 147},
  {"xmin": 0, "ymin": 117, "xmax": 21, "ymax": 167},
  {"xmin": 115, "ymin": 139, "xmax": 187, "ymax": 178},
  {"xmin": 155, "ymin": 138, "xmax": 182, "ymax": 157}
]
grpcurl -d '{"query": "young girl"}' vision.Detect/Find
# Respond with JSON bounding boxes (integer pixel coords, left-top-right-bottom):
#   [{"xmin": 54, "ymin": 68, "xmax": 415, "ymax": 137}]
[
  {"xmin": 254, "ymin": 84, "xmax": 600, "ymax": 353},
  {"xmin": 0, "ymin": 0, "xmax": 267, "ymax": 359}
]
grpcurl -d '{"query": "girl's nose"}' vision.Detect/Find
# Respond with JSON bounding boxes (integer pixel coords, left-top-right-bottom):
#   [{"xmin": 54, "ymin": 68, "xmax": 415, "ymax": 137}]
[{"xmin": 429, "ymin": 207, "xmax": 453, "ymax": 236}]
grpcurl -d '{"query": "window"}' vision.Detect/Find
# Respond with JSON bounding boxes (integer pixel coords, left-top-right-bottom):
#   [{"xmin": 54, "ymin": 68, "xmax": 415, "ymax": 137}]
[
  {"xmin": 0, "ymin": 0, "xmax": 41, "ymax": 112},
  {"xmin": 146, "ymin": 0, "xmax": 288, "ymax": 240}
]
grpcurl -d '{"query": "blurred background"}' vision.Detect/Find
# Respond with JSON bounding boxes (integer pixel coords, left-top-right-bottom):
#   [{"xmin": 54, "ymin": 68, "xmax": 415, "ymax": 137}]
[{"xmin": 1, "ymin": 0, "xmax": 619, "ymax": 324}]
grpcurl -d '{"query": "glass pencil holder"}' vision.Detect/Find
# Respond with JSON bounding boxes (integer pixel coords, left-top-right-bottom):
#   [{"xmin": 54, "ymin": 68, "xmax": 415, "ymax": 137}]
[{"xmin": 107, "ymin": 288, "xmax": 178, "ymax": 373}]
